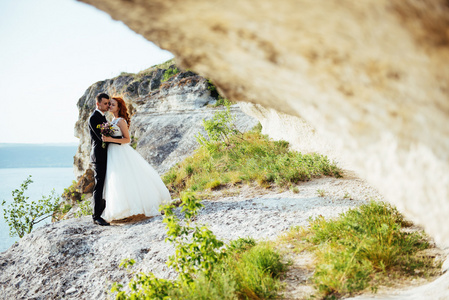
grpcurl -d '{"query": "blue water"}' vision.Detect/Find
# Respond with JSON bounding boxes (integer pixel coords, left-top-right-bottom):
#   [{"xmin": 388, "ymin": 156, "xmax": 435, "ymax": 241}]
[{"xmin": 0, "ymin": 168, "xmax": 75, "ymax": 252}]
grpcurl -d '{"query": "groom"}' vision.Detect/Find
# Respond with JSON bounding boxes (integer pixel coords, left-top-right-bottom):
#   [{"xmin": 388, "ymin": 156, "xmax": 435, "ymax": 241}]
[{"xmin": 88, "ymin": 93, "xmax": 111, "ymax": 226}]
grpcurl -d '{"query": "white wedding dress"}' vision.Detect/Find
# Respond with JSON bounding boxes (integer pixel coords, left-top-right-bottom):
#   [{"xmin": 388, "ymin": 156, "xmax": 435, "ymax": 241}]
[{"xmin": 101, "ymin": 118, "xmax": 171, "ymax": 222}]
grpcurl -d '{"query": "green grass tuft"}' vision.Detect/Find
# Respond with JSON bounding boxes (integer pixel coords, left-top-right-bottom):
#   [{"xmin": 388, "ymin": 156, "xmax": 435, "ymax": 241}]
[
  {"xmin": 151, "ymin": 58, "xmax": 176, "ymax": 69},
  {"xmin": 163, "ymin": 129, "xmax": 342, "ymax": 196},
  {"xmin": 162, "ymin": 67, "xmax": 180, "ymax": 82},
  {"xmin": 169, "ymin": 241, "xmax": 286, "ymax": 300},
  {"xmin": 112, "ymin": 238, "xmax": 286, "ymax": 300},
  {"xmin": 227, "ymin": 244, "xmax": 287, "ymax": 299},
  {"xmin": 287, "ymin": 201, "xmax": 441, "ymax": 298}
]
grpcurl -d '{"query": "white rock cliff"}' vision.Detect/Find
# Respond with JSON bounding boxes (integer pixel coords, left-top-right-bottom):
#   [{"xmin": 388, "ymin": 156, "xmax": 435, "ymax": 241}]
[
  {"xmin": 79, "ymin": 0, "xmax": 449, "ymax": 249},
  {"xmin": 73, "ymin": 66, "xmax": 258, "ymax": 181}
]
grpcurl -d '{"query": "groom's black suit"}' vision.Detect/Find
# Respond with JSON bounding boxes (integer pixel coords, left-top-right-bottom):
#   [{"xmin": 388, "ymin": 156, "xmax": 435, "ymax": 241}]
[{"xmin": 89, "ymin": 110, "xmax": 108, "ymax": 220}]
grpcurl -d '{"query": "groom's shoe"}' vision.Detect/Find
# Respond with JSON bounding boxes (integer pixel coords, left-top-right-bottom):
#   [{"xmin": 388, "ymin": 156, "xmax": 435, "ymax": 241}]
[{"xmin": 93, "ymin": 217, "xmax": 110, "ymax": 226}]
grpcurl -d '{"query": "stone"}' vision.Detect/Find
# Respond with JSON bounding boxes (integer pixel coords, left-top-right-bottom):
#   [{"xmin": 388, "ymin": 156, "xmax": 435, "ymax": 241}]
[
  {"xmin": 77, "ymin": 168, "xmax": 95, "ymax": 194},
  {"xmin": 149, "ymin": 68, "xmax": 164, "ymax": 91},
  {"xmin": 125, "ymin": 80, "xmax": 140, "ymax": 98},
  {"xmin": 137, "ymin": 75, "xmax": 152, "ymax": 96}
]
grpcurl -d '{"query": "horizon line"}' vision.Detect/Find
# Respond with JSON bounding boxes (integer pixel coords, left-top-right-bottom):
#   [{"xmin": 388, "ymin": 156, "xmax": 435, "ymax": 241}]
[{"xmin": 0, "ymin": 142, "xmax": 79, "ymax": 146}]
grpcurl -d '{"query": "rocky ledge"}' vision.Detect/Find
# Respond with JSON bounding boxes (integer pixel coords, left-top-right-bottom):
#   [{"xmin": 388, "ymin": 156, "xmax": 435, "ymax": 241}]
[
  {"xmin": 0, "ymin": 177, "xmax": 381, "ymax": 299},
  {"xmin": 1, "ymin": 177, "xmax": 447, "ymax": 299},
  {"xmin": 73, "ymin": 63, "xmax": 258, "ymax": 181}
]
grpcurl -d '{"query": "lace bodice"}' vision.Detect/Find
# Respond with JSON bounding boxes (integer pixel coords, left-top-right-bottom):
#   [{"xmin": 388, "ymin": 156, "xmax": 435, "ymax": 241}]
[{"xmin": 111, "ymin": 118, "xmax": 124, "ymax": 137}]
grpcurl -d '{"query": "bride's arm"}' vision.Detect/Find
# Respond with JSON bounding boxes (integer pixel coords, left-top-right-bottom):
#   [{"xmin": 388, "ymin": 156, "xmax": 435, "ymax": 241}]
[{"xmin": 102, "ymin": 119, "xmax": 131, "ymax": 144}]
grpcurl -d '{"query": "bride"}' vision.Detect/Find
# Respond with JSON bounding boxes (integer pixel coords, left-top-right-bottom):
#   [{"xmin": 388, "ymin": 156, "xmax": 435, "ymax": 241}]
[{"xmin": 101, "ymin": 96, "xmax": 171, "ymax": 222}]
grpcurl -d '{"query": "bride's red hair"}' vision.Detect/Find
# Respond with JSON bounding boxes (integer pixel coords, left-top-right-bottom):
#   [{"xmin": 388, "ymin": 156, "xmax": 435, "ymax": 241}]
[{"xmin": 112, "ymin": 96, "xmax": 131, "ymax": 127}]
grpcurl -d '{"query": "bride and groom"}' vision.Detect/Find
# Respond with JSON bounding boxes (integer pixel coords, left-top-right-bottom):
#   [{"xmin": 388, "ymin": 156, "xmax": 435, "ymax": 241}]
[{"xmin": 88, "ymin": 93, "xmax": 171, "ymax": 226}]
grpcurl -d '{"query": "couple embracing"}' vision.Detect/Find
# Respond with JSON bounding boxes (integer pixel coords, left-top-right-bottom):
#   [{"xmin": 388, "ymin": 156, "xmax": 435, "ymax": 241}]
[{"xmin": 88, "ymin": 93, "xmax": 171, "ymax": 226}]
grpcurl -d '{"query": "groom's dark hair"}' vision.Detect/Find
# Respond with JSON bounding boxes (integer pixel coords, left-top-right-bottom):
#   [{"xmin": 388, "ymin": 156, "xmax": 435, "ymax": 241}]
[{"xmin": 96, "ymin": 93, "xmax": 110, "ymax": 103}]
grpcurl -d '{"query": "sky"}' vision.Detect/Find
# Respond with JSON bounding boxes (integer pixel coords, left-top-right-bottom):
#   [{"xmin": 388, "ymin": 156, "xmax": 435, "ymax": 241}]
[{"xmin": 0, "ymin": 0, "xmax": 173, "ymax": 144}]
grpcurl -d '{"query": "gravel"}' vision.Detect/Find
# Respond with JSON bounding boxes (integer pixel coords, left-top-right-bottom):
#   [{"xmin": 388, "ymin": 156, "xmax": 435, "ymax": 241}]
[{"xmin": 0, "ymin": 176, "xmax": 384, "ymax": 299}]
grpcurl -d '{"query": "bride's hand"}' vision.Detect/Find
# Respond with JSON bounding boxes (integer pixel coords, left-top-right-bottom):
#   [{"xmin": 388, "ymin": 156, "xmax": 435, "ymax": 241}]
[{"xmin": 102, "ymin": 135, "xmax": 112, "ymax": 142}]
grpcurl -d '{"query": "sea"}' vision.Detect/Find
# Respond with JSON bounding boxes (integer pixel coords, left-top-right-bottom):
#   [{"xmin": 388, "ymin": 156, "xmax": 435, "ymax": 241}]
[{"xmin": 0, "ymin": 144, "xmax": 78, "ymax": 252}]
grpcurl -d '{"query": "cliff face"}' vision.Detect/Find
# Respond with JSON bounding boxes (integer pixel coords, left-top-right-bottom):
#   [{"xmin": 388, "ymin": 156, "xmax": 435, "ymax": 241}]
[
  {"xmin": 73, "ymin": 65, "xmax": 258, "ymax": 180},
  {"xmin": 239, "ymin": 102, "xmax": 350, "ymax": 169}
]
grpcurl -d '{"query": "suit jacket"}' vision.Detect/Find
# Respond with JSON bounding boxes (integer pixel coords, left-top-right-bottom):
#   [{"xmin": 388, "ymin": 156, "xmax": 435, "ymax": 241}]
[{"xmin": 89, "ymin": 110, "xmax": 108, "ymax": 163}]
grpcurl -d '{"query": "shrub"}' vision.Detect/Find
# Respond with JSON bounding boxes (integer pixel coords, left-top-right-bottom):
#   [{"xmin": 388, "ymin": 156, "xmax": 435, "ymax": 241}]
[
  {"xmin": 152, "ymin": 58, "xmax": 175, "ymax": 70},
  {"xmin": 196, "ymin": 100, "xmax": 239, "ymax": 150},
  {"xmin": 62, "ymin": 180, "xmax": 81, "ymax": 202},
  {"xmin": 296, "ymin": 201, "xmax": 440, "ymax": 298},
  {"xmin": 291, "ymin": 186, "xmax": 300, "ymax": 194},
  {"xmin": 169, "ymin": 271, "xmax": 237, "ymax": 300},
  {"xmin": 227, "ymin": 237, "xmax": 256, "ymax": 253},
  {"xmin": 61, "ymin": 204, "xmax": 72, "ymax": 214},
  {"xmin": 163, "ymin": 107, "xmax": 341, "ymax": 196},
  {"xmin": 207, "ymin": 79, "xmax": 217, "ymax": 92},
  {"xmin": 74, "ymin": 195, "xmax": 92, "ymax": 218},
  {"xmin": 162, "ymin": 192, "xmax": 226, "ymax": 282},
  {"xmin": 229, "ymin": 244, "xmax": 286, "ymax": 299},
  {"xmin": 164, "ymin": 129, "xmax": 342, "ymax": 196},
  {"xmin": 162, "ymin": 67, "xmax": 180, "ymax": 82},
  {"xmin": 110, "ymin": 194, "xmax": 287, "ymax": 299},
  {"xmin": 1, "ymin": 176, "xmax": 60, "ymax": 238},
  {"xmin": 214, "ymin": 96, "xmax": 231, "ymax": 107}
]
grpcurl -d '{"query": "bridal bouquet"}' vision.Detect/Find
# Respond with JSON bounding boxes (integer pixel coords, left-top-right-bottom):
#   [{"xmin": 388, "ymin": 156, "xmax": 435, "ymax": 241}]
[{"xmin": 97, "ymin": 122, "xmax": 114, "ymax": 148}]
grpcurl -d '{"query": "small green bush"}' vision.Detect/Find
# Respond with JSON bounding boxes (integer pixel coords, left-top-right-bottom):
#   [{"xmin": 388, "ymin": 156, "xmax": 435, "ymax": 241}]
[
  {"xmin": 299, "ymin": 201, "xmax": 439, "ymax": 298},
  {"xmin": 227, "ymin": 237, "xmax": 256, "ymax": 253},
  {"xmin": 162, "ymin": 67, "xmax": 180, "ymax": 82},
  {"xmin": 164, "ymin": 128, "xmax": 341, "ymax": 196},
  {"xmin": 110, "ymin": 194, "xmax": 287, "ymax": 299},
  {"xmin": 62, "ymin": 180, "xmax": 81, "ymax": 202},
  {"xmin": 229, "ymin": 244, "xmax": 286, "ymax": 299},
  {"xmin": 214, "ymin": 96, "xmax": 231, "ymax": 107},
  {"xmin": 206, "ymin": 179, "xmax": 222, "ymax": 190},
  {"xmin": 74, "ymin": 195, "xmax": 92, "ymax": 218},
  {"xmin": 196, "ymin": 100, "xmax": 239, "ymax": 150},
  {"xmin": 1, "ymin": 176, "xmax": 60, "ymax": 238},
  {"xmin": 291, "ymin": 186, "xmax": 300, "ymax": 194},
  {"xmin": 207, "ymin": 79, "xmax": 218, "ymax": 93},
  {"xmin": 152, "ymin": 58, "xmax": 175, "ymax": 70},
  {"xmin": 169, "ymin": 271, "xmax": 237, "ymax": 300},
  {"xmin": 317, "ymin": 189, "xmax": 326, "ymax": 197},
  {"xmin": 61, "ymin": 204, "xmax": 72, "ymax": 214},
  {"xmin": 185, "ymin": 165, "xmax": 194, "ymax": 176},
  {"xmin": 163, "ymin": 192, "xmax": 226, "ymax": 282},
  {"xmin": 164, "ymin": 106, "xmax": 341, "ymax": 196}
]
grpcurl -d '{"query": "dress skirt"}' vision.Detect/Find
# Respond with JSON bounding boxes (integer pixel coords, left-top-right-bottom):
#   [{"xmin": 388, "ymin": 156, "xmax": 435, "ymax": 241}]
[{"xmin": 101, "ymin": 143, "xmax": 171, "ymax": 222}]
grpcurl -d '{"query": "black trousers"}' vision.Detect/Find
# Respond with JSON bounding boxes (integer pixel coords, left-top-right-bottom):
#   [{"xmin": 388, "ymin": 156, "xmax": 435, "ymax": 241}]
[{"xmin": 92, "ymin": 161, "xmax": 107, "ymax": 219}]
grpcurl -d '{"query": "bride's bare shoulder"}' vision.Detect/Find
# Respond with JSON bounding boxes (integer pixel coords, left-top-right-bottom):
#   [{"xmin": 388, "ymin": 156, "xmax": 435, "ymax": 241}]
[{"xmin": 117, "ymin": 117, "xmax": 128, "ymax": 126}]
